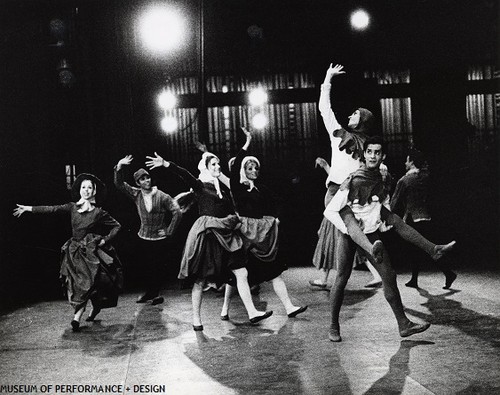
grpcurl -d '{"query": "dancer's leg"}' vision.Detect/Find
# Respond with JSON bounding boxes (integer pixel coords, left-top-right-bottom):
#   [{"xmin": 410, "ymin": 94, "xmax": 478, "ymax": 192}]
[
  {"xmin": 367, "ymin": 234, "xmax": 430, "ymax": 337},
  {"xmin": 232, "ymin": 267, "xmax": 270, "ymax": 320},
  {"xmin": 341, "ymin": 206, "xmax": 384, "ymax": 263},
  {"xmin": 365, "ymin": 259, "xmax": 382, "ymax": 287},
  {"xmin": 271, "ymin": 276, "xmax": 296, "ymax": 314},
  {"xmin": 71, "ymin": 303, "xmax": 86, "ymax": 331},
  {"xmin": 192, "ymin": 280, "xmax": 204, "ymax": 327},
  {"xmin": 381, "ymin": 207, "xmax": 455, "ymax": 259},
  {"xmin": 221, "ymin": 284, "xmax": 235, "ymax": 317},
  {"xmin": 329, "ymin": 230, "xmax": 356, "ymax": 341}
]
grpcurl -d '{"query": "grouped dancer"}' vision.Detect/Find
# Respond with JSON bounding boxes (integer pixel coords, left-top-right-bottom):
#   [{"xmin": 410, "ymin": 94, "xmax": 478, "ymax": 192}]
[
  {"xmin": 220, "ymin": 127, "xmax": 308, "ymax": 320},
  {"xmin": 145, "ymin": 151, "xmax": 273, "ymax": 331},
  {"xmin": 114, "ymin": 155, "xmax": 183, "ymax": 305},
  {"xmin": 309, "ymin": 63, "xmax": 383, "ymax": 289},
  {"xmin": 13, "ymin": 174, "xmax": 123, "ymax": 331},
  {"xmin": 390, "ymin": 149, "xmax": 457, "ymax": 289},
  {"xmin": 324, "ymin": 136, "xmax": 455, "ymax": 342}
]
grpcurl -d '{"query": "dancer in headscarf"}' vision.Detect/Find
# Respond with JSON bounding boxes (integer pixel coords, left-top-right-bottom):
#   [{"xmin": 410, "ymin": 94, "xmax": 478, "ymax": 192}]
[
  {"xmin": 220, "ymin": 127, "xmax": 307, "ymax": 320},
  {"xmin": 309, "ymin": 63, "xmax": 382, "ymax": 289},
  {"xmin": 13, "ymin": 174, "xmax": 123, "ymax": 331},
  {"xmin": 145, "ymin": 152, "xmax": 272, "ymax": 331}
]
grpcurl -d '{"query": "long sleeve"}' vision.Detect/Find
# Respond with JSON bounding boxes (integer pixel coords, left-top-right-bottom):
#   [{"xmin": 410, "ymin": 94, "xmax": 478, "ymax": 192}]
[
  {"xmin": 230, "ymin": 148, "xmax": 247, "ymax": 192},
  {"xmin": 98, "ymin": 210, "xmax": 121, "ymax": 243},
  {"xmin": 32, "ymin": 203, "xmax": 73, "ymax": 214},
  {"xmin": 390, "ymin": 178, "xmax": 406, "ymax": 217},
  {"xmin": 114, "ymin": 166, "xmax": 140, "ymax": 201},
  {"xmin": 167, "ymin": 162, "xmax": 203, "ymax": 192},
  {"xmin": 323, "ymin": 188, "xmax": 350, "ymax": 234},
  {"xmin": 318, "ymin": 83, "xmax": 342, "ymax": 136},
  {"xmin": 163, "ymin": 195, "xmax": 182, "ymax": 236}
]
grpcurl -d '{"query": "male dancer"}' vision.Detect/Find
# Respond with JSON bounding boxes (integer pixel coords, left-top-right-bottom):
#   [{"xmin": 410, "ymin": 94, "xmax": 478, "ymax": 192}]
[
  {"xmin": 391, "ymin": 149, "xmax": 457, "ymax": 289},
  {"xmin": 324, "ymin": 136, "xmax": 455, "ymax": 341},
  {"xmin": 114, "ymin": 155, "xmax": 182, "ymax": 305}
]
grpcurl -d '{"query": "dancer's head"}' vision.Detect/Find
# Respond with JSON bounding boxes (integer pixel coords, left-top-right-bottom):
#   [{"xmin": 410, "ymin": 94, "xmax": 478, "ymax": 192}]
[
  {"xmin": 71, "ymin": 173, "xmax": 106, "ymax": 205},
  {"xmin": 406, "ymin": 148, "xmax": 426, "ymax": 171},
  {"xmin": 79, "ymin": 179, "xmax": 96, "ymax": 200},
  {"xmin": 134, "ymin": 168, "xmax": 152, "ymax": 190},
  {"xmin": 348, "ymin": 107, "xmax": 374, "ymax": 135},
  {"xmin": 199, "ymin": 152, "xmax": 221, "ymax": 178},
  {"xmin": 241, "ymin": 156, "xmax": 260, "ymax": 182},
  {"xmin": 363, "ymin": 135, "xmax": 386, "ymax": 170}
]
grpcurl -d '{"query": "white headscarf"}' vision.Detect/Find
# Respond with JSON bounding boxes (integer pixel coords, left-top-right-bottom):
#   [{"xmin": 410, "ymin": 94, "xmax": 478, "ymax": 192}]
[
  {"xmin": 240, "ymin": 156, "xmax": 260, "ymax": 192},
  {"xmin": 198, "ymin": 152, "xmax": 223, "ymax": 198}
]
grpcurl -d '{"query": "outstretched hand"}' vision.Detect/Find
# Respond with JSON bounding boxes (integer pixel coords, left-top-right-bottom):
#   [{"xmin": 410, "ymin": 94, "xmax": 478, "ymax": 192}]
[
  {"xmin": 325, "ymin": 63, "xmax": 346, "ymax": 80},
  {"xmin": 195, "ymin": 141, "xmax": 208, "ymax": 153},
  {"xmin": 241, "ymin": 126, "xmax": 251, "ymax": 138},
  {"xmin": 117, "ymin": 155, "xmax": 133, "ymax": 167},
  {"xmin": 145, "ymin": 152, "xmax": 168, "ymax": 170},
  {"xmin": 13, "ymin": 204, "xmax": 29, "ymax": 217},
  {"xmin": 315, "ymin": 157, "xmax": 329, "ymax": 169}
]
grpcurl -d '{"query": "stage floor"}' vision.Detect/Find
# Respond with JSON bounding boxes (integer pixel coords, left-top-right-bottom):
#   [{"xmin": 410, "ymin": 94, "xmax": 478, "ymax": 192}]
[{"xmin": 1, "ymin": 267, "xmax": 499, "ymax": 394}]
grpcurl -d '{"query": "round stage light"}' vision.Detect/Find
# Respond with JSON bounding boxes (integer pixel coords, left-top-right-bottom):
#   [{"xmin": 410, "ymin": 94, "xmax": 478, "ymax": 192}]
[
  {"xmin": 251, "ymin": 113, "xmax": 268, "ymax": 130},
  {"xmin": 139, "ymin": 7, "xmax": 185, "ymax": 53},
  {"xmin": 161, "ymin": 116, "xmax": 178, "ymax": 132},
  {"xmin": 248, "ymin": 88, "xmax": 268, "ymax": 106},
  {"xmin": 350, "ymin": 9, "xmax": 370, "ymax": 31},
  {"xmin": 158, "ymin": 90, "xmax": 177, "ymax": 110}
]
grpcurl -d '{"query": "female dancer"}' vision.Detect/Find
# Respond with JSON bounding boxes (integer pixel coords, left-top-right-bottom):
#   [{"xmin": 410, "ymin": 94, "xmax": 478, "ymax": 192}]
[
  {"xmin": 145, "ymin": 152, "xmax": 272, "ymax": 331},
  {"xmin": 220, "ymin": 127, "xmax": 307, "ymax": 320},
  {"xmin": 13, "ymin": 174, "xmax": 122, "ymax": 331}
]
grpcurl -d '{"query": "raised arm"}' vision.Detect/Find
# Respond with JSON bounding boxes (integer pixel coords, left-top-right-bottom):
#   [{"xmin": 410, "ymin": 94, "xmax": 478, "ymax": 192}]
[
  {"xmin": 145, "ymin": 152, "xmax": 202, "ymax": 192},
  {"xmin": 315, "ymin": 157, "xmax": 331, "ymax": 176},
  {"xmin": 114, "ymin": 155, "xmax": 139, "ymax": 199},
  {"xmin": 230, "ymin": 127, "xmax": 252, "ymax": 188},
  {"xmin": 318, "ymin": 63, "xmax": 345, "ymax": 136}
]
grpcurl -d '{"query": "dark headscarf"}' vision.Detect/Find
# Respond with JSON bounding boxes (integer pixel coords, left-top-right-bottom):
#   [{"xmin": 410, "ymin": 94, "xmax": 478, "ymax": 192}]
[{"xmin": 332, "ymin": 107, "xmax": 375, "ymax": 160}]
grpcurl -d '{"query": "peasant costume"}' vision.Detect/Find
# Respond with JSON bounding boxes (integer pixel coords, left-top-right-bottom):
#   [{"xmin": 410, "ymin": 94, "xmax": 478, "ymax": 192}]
[
  {"xmin": 167, "ymin": 154, "xmax": 245, "ymax": 283},
  {"xmin": 312, "ymin": 80, "xmax": 373, "ymax": 270},
  {"xmin": 31, "ymin": 175, "xmax": 123, "ymax": 312},
  {"xmin": 230, "ymin": 149, "xmax": 283, "ymax": 285}
]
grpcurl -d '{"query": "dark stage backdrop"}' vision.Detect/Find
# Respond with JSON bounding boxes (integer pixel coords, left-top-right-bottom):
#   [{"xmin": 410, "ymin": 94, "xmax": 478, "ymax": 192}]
[{"xmin": 0, "ymin": 0, "xmax": 497, "ymax": 310}]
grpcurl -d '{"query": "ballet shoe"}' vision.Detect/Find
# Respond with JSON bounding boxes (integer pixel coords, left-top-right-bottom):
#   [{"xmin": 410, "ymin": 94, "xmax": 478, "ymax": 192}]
[
  {"xmin": 328, "ymin": 326, "xmax": 342, "ymax": 342},
  {"xmin": 288, "ymin": 306, "xmax": 308, "ymax": 318},
  {"xmin": 151, "ymin": 296, "xmax": 164, "ymax": 305},
  {"xmin": 71, "ymin": 320, "xmax": 80, "ymax": 332},
  {"xmin": 443, "ymin": 272, "xmax": 457, "ymax": 289},
  {"xmin": 405, "ymin": 279, "xmax": 419, "ymax": 288},
  {"xmin": 249, "ymin": 311, "xmax": 273, "ymax": 324},
  {"xmin": 136, "ymin": 293, "xmax": 156, "ymax": 303},
  {"xmin": 365, "ymin": 280, "xmax": 382, "ymax": 288},
  {"xmin": 399, "ymin": 322, "xmax": 430, "ymax": 338},
  {"xmin": 432, "ymin": 241, "xmax": 456, "ymax": 260},
  {"xmin": 371, "ymin": 240, "xmax": 384, "ymax": 264},
  {"xmin": 192, "ymin": 325, "xmax": 204, "ymax": 331},
  {"xmin": 85, "ymin": 308, "xmax": 101, "ymax": 322},
  {"xmin": 220, "ymin": 314, "xmax": 229, "ymax": 321},
  {"xmin": 309, "ymin": 280, "xmax": 327, "ymax": 288}
]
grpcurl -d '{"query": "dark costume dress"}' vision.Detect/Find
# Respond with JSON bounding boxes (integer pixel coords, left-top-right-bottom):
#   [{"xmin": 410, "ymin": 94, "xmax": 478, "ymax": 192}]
[
  {"xmin": 167, "ymin": 163, "xmax": 245, "ymax": 284},
  {"xmin": 230, "ymin": 149, "xmax": 284, "ymax": 285},
  {"xmin": 32, "ymin": 203, "xmax": 123, "ymax": 312}
]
